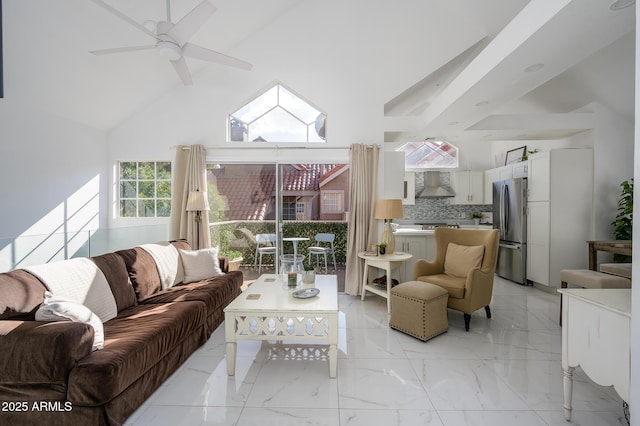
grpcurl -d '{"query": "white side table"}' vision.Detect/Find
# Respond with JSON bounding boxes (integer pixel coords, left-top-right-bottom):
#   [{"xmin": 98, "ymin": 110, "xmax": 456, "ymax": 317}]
[
  {"xmin": 558, "ymin": 288, "xmax": 630, "ymax": 421},
  {"xmin": 358, "ymin": 251, "xmax": 412, "ymax": 314}
]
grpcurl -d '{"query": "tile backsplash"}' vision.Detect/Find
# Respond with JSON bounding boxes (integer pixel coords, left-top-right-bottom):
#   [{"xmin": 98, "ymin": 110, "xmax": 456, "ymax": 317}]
[
  {"xmin": 402, "ymin": 171, "xmax": 492, "ymax": 222},
  {"xmin": 403, "ymin": 198, "xmax": 492, "ymax": 221}
]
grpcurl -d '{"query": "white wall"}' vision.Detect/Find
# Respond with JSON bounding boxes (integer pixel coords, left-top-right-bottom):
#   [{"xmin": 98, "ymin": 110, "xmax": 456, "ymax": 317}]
[
  {"xmin": 0, "ymin": 102, "xmax": 109, "ymax": 270},
  {"xmin": 106, "ymin": 0, "xmax": 490, "ymax": 197},
  {"xmin": 591, "ymin": 104, "xmax": 635, "ymax": 240},
  {"xmin": 630, "ymin": 6, "xmax": 639, "ymax": 417}
]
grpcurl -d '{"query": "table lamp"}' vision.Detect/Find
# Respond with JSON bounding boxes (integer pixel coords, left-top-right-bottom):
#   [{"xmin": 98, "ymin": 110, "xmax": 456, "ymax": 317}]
[
  {"xmin": 186, "ymin": 189, "xmax": 210, "ymax": 249},
  {"xmin": 374, "ymin": 199, "xmax": 404, "ymax": 253}
]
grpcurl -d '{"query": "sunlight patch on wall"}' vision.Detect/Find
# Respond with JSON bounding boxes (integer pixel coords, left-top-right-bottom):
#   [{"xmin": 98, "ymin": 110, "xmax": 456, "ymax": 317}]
[{"xmin": 0, "ymin": 175, "xmax": 100, "ymax": 272}]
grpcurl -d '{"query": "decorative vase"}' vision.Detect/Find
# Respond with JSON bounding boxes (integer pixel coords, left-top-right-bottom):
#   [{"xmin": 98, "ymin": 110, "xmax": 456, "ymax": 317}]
[
  {"xmin": 280, "ymin": 254, "xmax": 304, "ymax": 288},
  {"xmin": 302, "ymin": 270, "xmax": 316, "ymax": 284}
]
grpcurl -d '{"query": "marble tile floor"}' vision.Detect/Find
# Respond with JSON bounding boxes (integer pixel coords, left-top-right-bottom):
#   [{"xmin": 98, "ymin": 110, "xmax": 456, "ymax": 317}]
[{"xmin": 126, "ymin": 276, "xmax": 628, "ymax": 426}]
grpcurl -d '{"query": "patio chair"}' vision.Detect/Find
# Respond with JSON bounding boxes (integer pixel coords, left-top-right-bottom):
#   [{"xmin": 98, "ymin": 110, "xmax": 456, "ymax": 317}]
[
  {"xmin": 308, "ymin": 233, "xmax": 337, "ymax": 272},
  {"xmin": 255, "ymin": 233, "xmax": 277, "ymax": 273}
]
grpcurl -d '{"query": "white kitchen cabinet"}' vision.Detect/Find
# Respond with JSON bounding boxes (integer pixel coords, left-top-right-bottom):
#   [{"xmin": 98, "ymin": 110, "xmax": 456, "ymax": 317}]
[
  {"xmin": 451, "ymin": 171, "xmax": 484, "ymax": 205},
  {"xmin": 403, "ymin": 172, "xmax": 415, "ymax": 205},
  {"xmin": 526, "ymin": 201, "xmax": 550, "ymax": 285},
  {"xmin": 395, "ymin": 234, "xmax": 429, "ymax": 280},
  {"xmin": 484, "ymin": 168, "xmax": 500, "ymax": 204},
  {"xmin": 383, "ymin": 151, "xmax": 405, "ymax": 199},
  {"xmin": 527, "ymin": 151, "xmax": 551, "ymax": 202},
  {"xmin": 526, "ymin": 149, "xmax": 593, "ymax": 287},
  {"xmin": 398, "ymin": 233, "xmax": 446, "ymax": 278}
]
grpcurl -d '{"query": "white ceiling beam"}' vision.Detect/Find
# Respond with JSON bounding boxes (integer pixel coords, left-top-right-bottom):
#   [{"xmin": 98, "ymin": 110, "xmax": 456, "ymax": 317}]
[
  {"xmin": 420, "ymin": 0, "xmax": 571, "ymax": 127},
  {"xmin": 419, "ymin": 0, "xmax": 635, "ymax": 138},
  {"xmin": 467, "ymin": 112, "xmax": 595, "ymax": 131}
]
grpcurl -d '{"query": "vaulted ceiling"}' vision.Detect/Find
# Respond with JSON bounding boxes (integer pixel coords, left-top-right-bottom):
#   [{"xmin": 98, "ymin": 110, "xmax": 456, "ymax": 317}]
[{"xmin": 2, "ymin": 0, "xmax": 635, "ymax": 144}]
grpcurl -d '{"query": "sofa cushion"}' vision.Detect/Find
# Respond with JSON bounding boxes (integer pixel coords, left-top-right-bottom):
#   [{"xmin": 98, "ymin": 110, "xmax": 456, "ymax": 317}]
[
  {"xmin": 67, "ymin": 300, "xmax": 206, "ymax": 406},
  {"xmin": 142, "ymin": 270, "xmax": 242, "ymax": 312},
  {"xmin": 0, "ymin": 320, "xmax": 94, "ymax": 390},
  {"xmin": 139, "ymin": 242, "xmax": 184, "ymax": 289},
  {"xmin": 170, "ymin": 240, "xmax": 230, "ymax": 273},
  {"xmin": 444, "ymin": 243, "xmax": 484, "ymax": 278},
  {"xmin": 416, "ymin": 274, "xmax": 466, "ymax": 299},
  {"xmin": 91, "ymin": 252, "xmax": 137, "ymax": 312},
  {"xmin": 179, "ymin": 247, "xmax": 224, "ymax": 283},
  {"xmin": 0, "ymin": 270, "xmax": 47, "ymax": 320},
  {"xmin": 24, "ymin": 258, "xmax": 118, "ymax": 323},
  {"xmin": 116, "ymin": 247, "xmax": 162, "ymax": 301},
  {"xmin": 35, "ymin": 292, "xmax": 104, "ymax": 351}
]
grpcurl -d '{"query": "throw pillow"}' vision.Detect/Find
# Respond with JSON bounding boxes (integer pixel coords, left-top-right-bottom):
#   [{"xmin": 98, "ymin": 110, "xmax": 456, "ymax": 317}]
[
  {"xmin": 35, "ymin": 292, "xmax": 104, "ymax": 351},
  {"xmin": 179, "ymin": 247, "xmax": 225, "ymax": 283},
  {"xmin": 444, "ymin": 243, "xmax": 485, "ymax": 278}
]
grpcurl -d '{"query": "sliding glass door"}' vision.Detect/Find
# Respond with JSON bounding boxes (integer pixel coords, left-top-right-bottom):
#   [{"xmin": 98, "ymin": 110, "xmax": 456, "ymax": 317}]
[{"xmin": 205, "ymin": 162, "xmax": 348, "ymax": 277}]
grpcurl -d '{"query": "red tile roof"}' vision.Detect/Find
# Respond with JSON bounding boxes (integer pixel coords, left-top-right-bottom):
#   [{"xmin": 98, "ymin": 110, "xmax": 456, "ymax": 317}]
[{"xmin": 208, "ymin": 164, "xmax": 345, "ymax": 220}]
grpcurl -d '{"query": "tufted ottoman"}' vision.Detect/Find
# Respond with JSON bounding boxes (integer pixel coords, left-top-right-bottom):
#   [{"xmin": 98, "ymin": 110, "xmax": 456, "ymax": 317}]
[{"xmin": 390, "ymin": 281, "xmax": 448, "ymax": 341}]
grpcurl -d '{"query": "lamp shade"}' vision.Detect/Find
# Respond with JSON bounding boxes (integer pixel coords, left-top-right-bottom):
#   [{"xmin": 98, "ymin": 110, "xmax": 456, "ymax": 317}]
[
  {"xmin": 374, "ymin": 199, "xmax": 403, "ymax": 220},
  {"xmin": 186, "ymin": 191, "xmax": 210, "ymax": 211}
]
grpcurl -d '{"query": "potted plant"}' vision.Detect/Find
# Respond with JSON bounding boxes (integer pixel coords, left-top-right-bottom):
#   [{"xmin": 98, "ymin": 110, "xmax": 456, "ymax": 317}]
[
  {"xmin": 302, "ymin": 262, "xmax": 316, "ymax": 284},
  {"xmin": 378, "ymin": 243, "xmax": 387, "ymax": 255},
  {"xmin": 612, "ymin": 179, "xmax": 633, "ymax": 262},
  {"xmin": 221, "ymin": 249, "xmax": 243, "ymax": 271},
  {"xmin": 471, "ymin": 212, "xmax": 483, "ymax": 225}
]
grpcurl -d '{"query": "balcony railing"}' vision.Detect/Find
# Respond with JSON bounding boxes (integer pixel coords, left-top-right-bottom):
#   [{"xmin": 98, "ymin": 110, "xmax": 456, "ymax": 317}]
[{"xmin": 209, "ymin": 220, "xmax": 348, "ymax": 266}]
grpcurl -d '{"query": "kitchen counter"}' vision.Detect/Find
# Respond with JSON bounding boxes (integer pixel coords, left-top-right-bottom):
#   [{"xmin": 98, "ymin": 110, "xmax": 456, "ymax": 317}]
[
  {"xmin": 393, "ymin": 225, "xmax": 493, "ymax": 236},
  {"xmin": 393, "ymin": 228, "xmax": 434, "ymax": 236}
]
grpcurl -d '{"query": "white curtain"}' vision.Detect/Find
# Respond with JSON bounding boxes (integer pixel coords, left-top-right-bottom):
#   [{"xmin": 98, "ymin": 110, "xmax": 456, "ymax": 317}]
[
  {"xmin": 344, "ymin": 144, "xmax": 380, "ymax": 295},
  {"xmin": 169, "ymin": 144, "xmax": 211, "ymax": 249}
]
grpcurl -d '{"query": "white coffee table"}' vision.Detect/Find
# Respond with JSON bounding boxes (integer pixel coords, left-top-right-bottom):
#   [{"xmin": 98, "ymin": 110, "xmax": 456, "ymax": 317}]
[{"xmin": 224, "ymin": 274, "xmax": 339, "ymax": 378}]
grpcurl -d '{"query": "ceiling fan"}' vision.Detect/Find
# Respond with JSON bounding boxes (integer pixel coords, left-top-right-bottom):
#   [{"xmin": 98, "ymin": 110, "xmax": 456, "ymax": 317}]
[{"xmin": 89, "ymin": 0, "xmax": 253, "ymax": 85}]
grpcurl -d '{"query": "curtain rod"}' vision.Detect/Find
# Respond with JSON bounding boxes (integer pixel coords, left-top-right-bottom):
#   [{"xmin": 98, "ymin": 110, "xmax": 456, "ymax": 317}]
[{"xmin": 175, "ymin": 145, "xmax": 353, "ymax": 151}]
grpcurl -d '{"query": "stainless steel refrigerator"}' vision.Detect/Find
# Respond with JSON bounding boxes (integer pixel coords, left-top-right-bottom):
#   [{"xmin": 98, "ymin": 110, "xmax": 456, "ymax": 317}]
[{"xmin": 492, "ymin": 178, "xmax": 529, "ymax": 285}]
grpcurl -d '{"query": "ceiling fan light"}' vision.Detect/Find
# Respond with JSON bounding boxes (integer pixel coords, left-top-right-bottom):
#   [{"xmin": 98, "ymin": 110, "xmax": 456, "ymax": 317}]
[{"xmin": 157, "ymin": 41, "xmax": 182, "ymax": 61}]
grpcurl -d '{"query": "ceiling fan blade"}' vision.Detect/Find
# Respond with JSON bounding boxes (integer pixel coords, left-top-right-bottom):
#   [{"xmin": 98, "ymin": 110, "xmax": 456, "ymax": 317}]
[
  {"xmin": 182, "ymin": 43, "xmax": 253, "ymax": 71},
  {"xmin": 170, "ymin": 57, "xmax": 193, "ymax": 86},
  {"xmin": 90, "ymin": 0, "xmax": 160, "ymax": 40},
  {"xmin": 90, "ymin": 45, "xmax": 156, "ymax": 55},
  {"xmin": 167, "ymin": 0, "xmax": 216, "ymax": 46}
]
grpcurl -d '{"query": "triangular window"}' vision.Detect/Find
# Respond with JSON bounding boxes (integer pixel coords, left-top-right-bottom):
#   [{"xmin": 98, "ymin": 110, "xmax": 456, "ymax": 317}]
[
  {"xmin": 228, "ymin": 83, "xmax": 326, "ymax": 143},
  {"xmin": 396, "ymin": 140, "xmax": 459, "ymax": 168}
]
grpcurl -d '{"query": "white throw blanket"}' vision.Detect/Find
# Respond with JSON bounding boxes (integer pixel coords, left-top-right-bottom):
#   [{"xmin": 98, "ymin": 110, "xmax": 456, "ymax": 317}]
[
  {"xmin": 139, "ymin": 242, "xmax": 184, "ymax": 289},
  {"xmin": 25, "ymin": 258, "xmax": 118, "ymax": 322}
]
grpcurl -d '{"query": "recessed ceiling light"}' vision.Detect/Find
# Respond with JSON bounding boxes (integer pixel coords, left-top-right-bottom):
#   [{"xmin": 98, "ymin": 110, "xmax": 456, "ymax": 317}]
[
  {"xmin": 610, "ymin": 0, "xmax": 635, "ymax": 10},
  {"xmin": 524, "ymin": 63, "xmax": 544, "ymax": 72},
  {"xmin": 475, "ymin": 101, "xmax": 489, "ymax": 107}
]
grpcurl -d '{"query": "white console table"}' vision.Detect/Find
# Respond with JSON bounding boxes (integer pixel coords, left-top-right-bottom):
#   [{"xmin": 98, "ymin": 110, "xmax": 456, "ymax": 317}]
[
  {"xmin": 359, "ymin": 251, "xmax": 412, "ymax": 314},
  {"xmin": 558, "ymin": 288, "xmax": 630, "ymax": 421}
]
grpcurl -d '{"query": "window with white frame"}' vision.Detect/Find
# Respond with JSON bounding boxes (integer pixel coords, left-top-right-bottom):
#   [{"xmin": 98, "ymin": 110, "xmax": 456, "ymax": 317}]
[
  {"xmin": 119, "ymin": 161, "xmax": 171, "ymax": 217},
  {"xmin": 321, "ymin": 190, "xmax": 344, "ymax": 214},
  {"xmin": 396, "ymin": 139, "xmax": 459, "ymax": 168},
  {"xmin": 228, "ymin": 83, "xmax": 326, "ymax": 143}
]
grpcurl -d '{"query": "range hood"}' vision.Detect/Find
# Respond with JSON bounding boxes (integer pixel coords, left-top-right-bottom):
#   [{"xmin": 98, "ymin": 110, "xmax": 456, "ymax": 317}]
[{"xmin": 416, "ymin": 171, "xmax": 455, "ymax": 198}]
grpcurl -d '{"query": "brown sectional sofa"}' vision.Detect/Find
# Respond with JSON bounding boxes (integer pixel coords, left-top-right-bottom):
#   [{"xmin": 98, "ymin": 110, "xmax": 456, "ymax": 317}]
[{"xmin": 0, "ymin": 240, "xmax": 242, "ymax": 425}]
